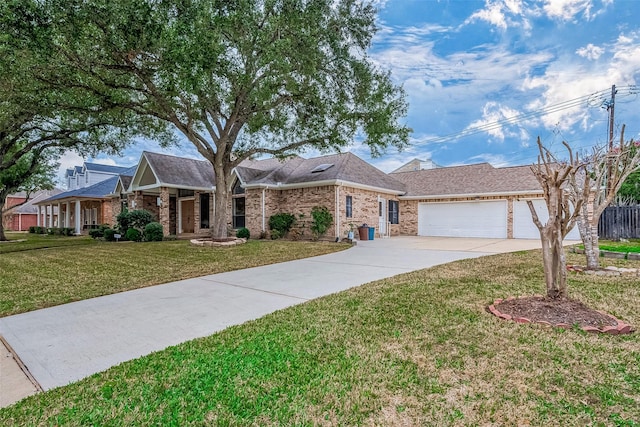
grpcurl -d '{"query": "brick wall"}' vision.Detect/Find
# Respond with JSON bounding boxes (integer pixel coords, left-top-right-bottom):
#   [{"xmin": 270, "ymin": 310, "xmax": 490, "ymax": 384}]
[{"xmin": 243, "ymin": 185, "xmax": 400, "ymax": 239}]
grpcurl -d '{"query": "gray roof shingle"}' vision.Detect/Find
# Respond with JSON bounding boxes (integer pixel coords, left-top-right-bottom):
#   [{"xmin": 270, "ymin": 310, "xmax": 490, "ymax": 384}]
[
  {"xmin": 41, "ymin": 166, "xmax": 137, "ymax": 203},
  {"xmin": 392, "ymin": 163, "xmax": 542, "ymax": 197},
  {"xmin": 236, "ymin": 152, "xmax": 406, "ymax": 193},
  {"xmin": 143, "ymin": 152, "xmax": 215, "ymax": 189}
]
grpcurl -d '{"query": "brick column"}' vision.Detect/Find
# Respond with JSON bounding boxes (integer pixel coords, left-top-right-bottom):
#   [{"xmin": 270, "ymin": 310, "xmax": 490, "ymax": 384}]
[
  {"xmin": 507, "ymin": 198, "xmax": 514, "ymax": 239},
  {"xmin": 159, "ymin": 187, "xmax": 170, "ymax": 236},
  {"xmin": 194, "ymin": 191, "xmax": 201, "ymax": 233}
]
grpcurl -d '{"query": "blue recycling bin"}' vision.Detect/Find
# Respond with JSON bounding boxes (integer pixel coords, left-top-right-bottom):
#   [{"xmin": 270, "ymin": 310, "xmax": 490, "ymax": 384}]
[{"xmin": 368, "ymin": 226, "xmax": 375, "ymax": 240}]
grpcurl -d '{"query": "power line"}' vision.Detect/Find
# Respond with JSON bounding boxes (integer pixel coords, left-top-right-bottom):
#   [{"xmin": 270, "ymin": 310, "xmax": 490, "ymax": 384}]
[{"xmin": 417, "ymin": 85, "xmax": 638, "ymax": 146}]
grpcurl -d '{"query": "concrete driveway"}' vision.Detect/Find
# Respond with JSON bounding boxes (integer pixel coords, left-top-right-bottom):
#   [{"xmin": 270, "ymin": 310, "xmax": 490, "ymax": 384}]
[{"xmin": 0, "ymin": 236, "xmax": 552, "ymax": 398}]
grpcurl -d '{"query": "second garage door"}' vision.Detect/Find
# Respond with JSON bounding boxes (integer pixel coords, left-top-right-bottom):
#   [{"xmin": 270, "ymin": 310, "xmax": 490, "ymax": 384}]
[
  {"xmin": 418, "ymin": 201, "xmax": 508, "ymax": 238},
  {"xmin": 513, "ymin": 199, "xmax": 581, "ymax": 240}
]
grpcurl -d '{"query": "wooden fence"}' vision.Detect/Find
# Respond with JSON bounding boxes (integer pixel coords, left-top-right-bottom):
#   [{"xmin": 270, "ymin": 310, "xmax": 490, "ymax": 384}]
[{"xmin": 598, "ymin": 205, "xmax": 640, "ymax": 240}]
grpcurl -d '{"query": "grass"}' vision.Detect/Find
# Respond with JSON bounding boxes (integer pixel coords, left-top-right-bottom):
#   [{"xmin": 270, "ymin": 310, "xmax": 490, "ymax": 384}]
[
  {"xmin": 596, "ymin": 239, "xmax": 640, "ymax": 254},
  {"xmin": 1, "ymin": 250, "xmax": 638, "ymax": 426},
  {"xmin": 0, "ymin": 231, "xmax": 98, "ymax": 254},
  {"xmin": 0, "ymin": 233, "xmax": 350, "ymax": 317}
]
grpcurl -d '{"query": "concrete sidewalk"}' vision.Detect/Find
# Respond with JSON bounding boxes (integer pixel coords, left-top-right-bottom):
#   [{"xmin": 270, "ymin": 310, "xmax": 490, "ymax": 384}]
[{"xmin": 0, "ymin": 237, "xmax": 551, "ymax": 406}]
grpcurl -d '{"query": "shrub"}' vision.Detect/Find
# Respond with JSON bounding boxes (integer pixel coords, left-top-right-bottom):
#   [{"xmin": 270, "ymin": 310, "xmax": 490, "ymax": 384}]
[
  {"xmin": 270, "ymin": 229, "xmax": 282, "ymax": 240},
  {"xmin": 104, "ymin": 228, "xmax": 117, "ymax": 242},
  {"xmin": 33, "ymin": 226, "xmax": 44, "ymax": 234},
  {"xmin": 47, "ymin": 227, "xmax": 55, "ymax": 235},
  {"xmin": 125, "ymin": 227, "xmax": 142, "ymax": 242},
  {"xmin": 116, "ymin": 209, "xmax": 155, "ymax": 232},
  {"xmin": 236, "ymin": 227, "xmax": 250, "ymax": 239},
  {"xmin": 144, "ymin": 222, "xmax": 164, "ymax": 242},
  {"xmin": 89, "ymin": 229, "xmax": 102, "ymax": 239},
  {"xmin": 310, "ymin": 206, "xmax": 333, "ymax": 240},
  {"xmin": 28, "ymin": 226, "xmax": 36, "ymax": 234},
  {"xmin": 268, "ymin": 213, "xmax": 296, "ymax": 237},
  {"xmin": 88, "ymin": 224, "xmax": 112, "ymax": 239}
]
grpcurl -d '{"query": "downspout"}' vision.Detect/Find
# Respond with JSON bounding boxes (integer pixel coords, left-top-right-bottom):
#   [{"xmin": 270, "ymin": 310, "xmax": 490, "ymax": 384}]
[
  {"xmin": 261, "ymin": 188, "xmax": 266, "ymax": 232},
  {"xmin": 335, "ymin": 186, "xmax": 340, "ymax": 238}
]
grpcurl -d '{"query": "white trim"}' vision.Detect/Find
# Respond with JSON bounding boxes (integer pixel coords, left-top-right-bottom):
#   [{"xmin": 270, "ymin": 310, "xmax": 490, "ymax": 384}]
[
  {"xmin": 400, "ymin": 190, "xmax": 543, "ymax": 200},
  {"xmin": 243, "ymin": 179, "xmax": 404, "ymax": 196}
]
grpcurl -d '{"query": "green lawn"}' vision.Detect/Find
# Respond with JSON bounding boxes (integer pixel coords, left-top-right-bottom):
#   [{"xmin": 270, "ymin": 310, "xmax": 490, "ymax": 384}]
[
  {"xmin": 1, "ymin": 250, "xmax": 638, "ymax": 426},
  {"xmin": 0, "ymin": 234, "xmax": 350, "ymax": 317},
  {"xmin": 597, "ymin": 239, "xmax": 640, "ymax": 254},
  {"xmin": 0, "ymin": 232, "xmax": 98, "ymax": 254}
]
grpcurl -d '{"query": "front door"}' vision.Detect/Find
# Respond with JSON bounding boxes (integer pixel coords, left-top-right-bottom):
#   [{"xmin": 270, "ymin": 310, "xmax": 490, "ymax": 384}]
[
  {"xmin": 180, "ymin": 199, "xmax": 194, "ymax": 233},
  {"xmin": 378, "ymin": 198, "xmax": 387, "ymax": 236}
]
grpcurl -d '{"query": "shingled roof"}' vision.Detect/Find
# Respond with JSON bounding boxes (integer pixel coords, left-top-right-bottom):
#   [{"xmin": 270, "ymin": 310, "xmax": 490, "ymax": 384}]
[
  {"xmin": 137, "ymin": 152, "xmax": 215, "ymax": 189},
  {"xmin": 236, "ymin": 152, "xmax": 406, "ymax": 193},
  {"xmin": 392, "ymin": 163, "xmax": 542, "ymax": 198},
  {"xmin": 41, "ymin": 166, "xmax": 137, "ymax": 203}
]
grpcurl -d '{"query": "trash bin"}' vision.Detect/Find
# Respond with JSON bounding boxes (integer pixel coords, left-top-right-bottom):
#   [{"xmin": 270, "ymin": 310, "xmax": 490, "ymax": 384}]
[
  {"xmin": 368, "ymin": 226, "xmax": 375, "ymax": 240},
  {"xmin": 358, "ymin": 225, "xmax": 369, "ymax": 240}
]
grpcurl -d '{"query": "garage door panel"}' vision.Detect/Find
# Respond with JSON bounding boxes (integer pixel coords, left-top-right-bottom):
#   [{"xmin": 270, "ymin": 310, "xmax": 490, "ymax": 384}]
[
  {"xmin": 513, "ymin": 200, "xmax": 580, "ymax": 240},
  {"xmin": 418, "ymin": 201, "xmax": 507, "ymax": 238}
]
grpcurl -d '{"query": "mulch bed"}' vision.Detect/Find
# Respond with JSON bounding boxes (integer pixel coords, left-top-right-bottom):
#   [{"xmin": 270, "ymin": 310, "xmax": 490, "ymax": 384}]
[{"xmin": 488, "ymin": 296, "xmax": 635, "ymax": 334}]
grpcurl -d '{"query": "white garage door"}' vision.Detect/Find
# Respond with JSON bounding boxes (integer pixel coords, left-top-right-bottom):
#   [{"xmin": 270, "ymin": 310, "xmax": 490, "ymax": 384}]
[
  {"xmin": 513, "ymin": 200, "xmax": 581, "ymax": 240},
  {"xmin": 418, "ymin": 201, "xmax": 507, "ymax": 238}
]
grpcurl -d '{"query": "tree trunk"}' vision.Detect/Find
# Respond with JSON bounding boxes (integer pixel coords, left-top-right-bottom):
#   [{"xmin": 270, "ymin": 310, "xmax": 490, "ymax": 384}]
[
  {"xmin": 211, "ymin": 165, "xmax": 230, "ymax": 239},
  {"xmin": 576, "ymin": 212, "xmax": 600, "ymax": 270},
  {"xmin": 540, "ymin": 229, "xmax": 568, "ymax": 299},
  {"xmin": 0, "ymin": 218, "xmax": 6, "ymax": 241},
  {"xmin": 0, "ymin": 195, "xmax": 8, "ymax": 241}
]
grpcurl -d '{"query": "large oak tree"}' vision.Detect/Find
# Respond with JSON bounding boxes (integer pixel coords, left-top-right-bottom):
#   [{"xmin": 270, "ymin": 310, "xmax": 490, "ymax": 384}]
[
  {"xmin": 43, "ymin": 0, "xmax": 410, "ymax": 238},
  {"xmin": 1, "ymin": 0, "xmax": 171, "ymax": 240}
]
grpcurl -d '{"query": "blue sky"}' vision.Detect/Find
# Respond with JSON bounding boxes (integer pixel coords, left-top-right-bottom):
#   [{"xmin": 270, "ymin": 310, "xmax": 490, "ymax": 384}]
[{"xmin": 59, "ymin": 0, "xmax": 640, "ymax": 182}]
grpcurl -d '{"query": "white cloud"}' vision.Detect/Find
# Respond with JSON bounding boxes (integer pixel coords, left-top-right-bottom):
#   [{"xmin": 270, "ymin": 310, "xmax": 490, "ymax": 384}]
[
  {"xmin": 576, "ymin": 43, "xmax": 604, "ymax": 60},
  {"xmin": 465, "ymin": 102, "xmax": 532, "ymax": 143},
  {"xmin": 542, "ymin": 0, "xmax": 611, "ymax": 21},
  {"xmin": 465, "ymin": 0, "xmax": 529, "ymax": 31}
]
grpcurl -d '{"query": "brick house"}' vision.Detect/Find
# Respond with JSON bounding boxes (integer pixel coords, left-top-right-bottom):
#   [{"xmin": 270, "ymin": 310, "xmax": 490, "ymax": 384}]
[
  {"xmin": 390, "ymin": 163, "xmax": 580, "ymax": 240},
  {"xmin": 115, "ymin": 151, "xmax": 406, "ymax": 239},
  {"xmin": 36, "ymin": 150, "xmax": 566, "ymax": 240},
  {"xmin": 2, "ymin": 189, "xmax": 63, "ymax": 231}
]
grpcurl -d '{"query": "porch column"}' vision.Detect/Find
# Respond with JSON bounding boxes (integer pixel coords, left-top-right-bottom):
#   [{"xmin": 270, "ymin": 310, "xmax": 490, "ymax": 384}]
[
  {"xmin": 159, "ymin": 187, "xmax": 170, "ymax": 236},
  {"xmin": 57, "ymin": 202, "xmax": 62, "ymax": 227},
  {"xmin": 74, "ymin": 200, "xmax": 81, "ymax": 235},
  {"xmin": 65, "ymin": 202, "xmax": 71, "ymax": 228},
  {"xmin": 37, "ymin": 205, "xmax": 42, "ymax": 226},
  {"xmin": 48, "ymin": 204, "xmax": 54, "ymax": 228}
]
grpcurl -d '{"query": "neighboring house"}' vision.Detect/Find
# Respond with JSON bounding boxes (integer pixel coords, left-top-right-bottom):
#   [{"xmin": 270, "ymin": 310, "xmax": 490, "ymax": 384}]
[
  {"xmin": 35, "ymin": 151, "xmax": 571, "ymax": 240},
  {"xmin": 65, "ymin": 163, "xmax": 133, "ymax": 190},
  {"xmin": 36, "ymin": 163, "xmax": 136, "ymax": 234},
  {"xmin": 391, "ymin": 158, "xmax": 440, "ymax": 173},
  {"xmin": 391, "ymin": 163, "xmax": 580, "ymax": 240},
  {"xmin": 2, "ymin": 189, "xmax": 63, "ymax": 231}
]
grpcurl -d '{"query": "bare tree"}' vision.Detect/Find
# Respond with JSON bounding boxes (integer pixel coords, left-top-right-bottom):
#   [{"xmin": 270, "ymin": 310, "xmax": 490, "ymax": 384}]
[
  {"xmin": 568, "ymin": 125, "xmax": 640, "ymax": 269},
  {"xmin": 528, "ymin": 138, "xmax": 589, "ymax": 299}
]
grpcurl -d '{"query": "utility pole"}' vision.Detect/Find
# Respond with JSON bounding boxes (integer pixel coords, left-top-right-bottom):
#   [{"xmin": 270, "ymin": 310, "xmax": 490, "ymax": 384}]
[
  {"xmin": 608, "ymin": 84, "xmax": 616, "ymax": 150},
  {"xmin": 606, "ymin": 84, "xmax": 617, "ymax": 194}
]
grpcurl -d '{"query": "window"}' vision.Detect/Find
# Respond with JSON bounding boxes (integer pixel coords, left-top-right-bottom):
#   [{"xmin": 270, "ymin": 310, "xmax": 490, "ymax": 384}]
[
  {"xmin": 388, "ymin": 200, "xmax": 399, "ymax": 224},
  {"xmin": 178, "ymin": 189, "xmax": 195, "ymax": 198},
  {"xmin": 231, "ymin": 180, "xmax": 245, "ymax": 228},
  {"xmin": 200, "ymin": 193, "xmax": 210, "ymax": 229},
  {"xmin": 346, "ymin": 195, "xmax": 353, "ymax": 218}
]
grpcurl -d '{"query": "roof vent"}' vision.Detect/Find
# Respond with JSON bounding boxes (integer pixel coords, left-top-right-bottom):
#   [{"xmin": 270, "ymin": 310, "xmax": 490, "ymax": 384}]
[{"xmin": 311, "ymin": 163, "xmax": 334, "ymax": 173}]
